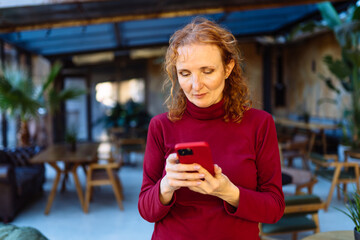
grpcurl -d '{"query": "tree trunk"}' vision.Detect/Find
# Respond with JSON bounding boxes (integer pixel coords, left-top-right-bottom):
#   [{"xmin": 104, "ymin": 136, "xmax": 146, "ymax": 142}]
[
  {"xmin": 45, "ymin": 113, "xmax": 54, "ymax": 147},
  {"xmin": 17, "ymin": 120, "xmax": 30, "ymax": 147}
]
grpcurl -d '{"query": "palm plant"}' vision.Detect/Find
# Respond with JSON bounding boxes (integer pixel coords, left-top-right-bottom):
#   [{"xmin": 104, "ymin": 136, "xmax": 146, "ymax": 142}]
[
  {"xmin": 336, "ymin": 191, "xmax": 360, "ymax": 233},
  {"xmin": 292, "ymin": 2, "xmax": 360, "ymax": 148},
  {"xmin": 317, "ymin": 2, "xmax": 360, "ymax": 149},
  {"xmin": 0, "ymin": 66, "xmax": 41, "ymax": 121},
  {"xmin": 0, "ymin": 62, "xmax": 85, "ymax": 146},
  {"xmin": 0, "ymin": 66, "xmax": 42, "ymax": 146}
]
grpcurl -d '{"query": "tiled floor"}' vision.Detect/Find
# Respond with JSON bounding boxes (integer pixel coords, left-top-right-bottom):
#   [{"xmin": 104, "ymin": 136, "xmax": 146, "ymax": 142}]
[{"xmin": 11, "ymin": 162, "xmax": 354, "ymax": 240}]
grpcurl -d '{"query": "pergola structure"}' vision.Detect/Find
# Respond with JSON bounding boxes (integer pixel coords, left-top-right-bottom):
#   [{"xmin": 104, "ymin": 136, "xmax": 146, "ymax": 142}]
[
  {"xmin": 0, "ymin": 0, "xmax": 353, "ymax": 58},
  {"xmin": 0, "ymin": 0, "xmax": 354, "ymax": 147}
]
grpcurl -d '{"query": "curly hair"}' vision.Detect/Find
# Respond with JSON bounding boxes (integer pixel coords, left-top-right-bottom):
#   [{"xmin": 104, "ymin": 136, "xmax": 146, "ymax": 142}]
[{"xmin": 164, "ymin": 17, "xmax": 251, "ymax": 123}]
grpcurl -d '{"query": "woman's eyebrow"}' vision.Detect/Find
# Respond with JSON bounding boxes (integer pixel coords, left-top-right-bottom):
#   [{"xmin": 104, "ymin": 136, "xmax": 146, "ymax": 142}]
[
  {"xmin": 200, "ymin": 66, "xmax": 216, "ymax": 70},
  {"xmin": 176, "ymin": 65, "xmax": 217, "ymax": 72}
]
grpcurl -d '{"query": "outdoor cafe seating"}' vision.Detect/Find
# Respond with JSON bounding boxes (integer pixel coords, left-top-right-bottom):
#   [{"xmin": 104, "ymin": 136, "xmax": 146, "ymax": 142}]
[
  {"xmin": 84, "ymin": 143, "xmax": 124, "ymax": 213},
  {"xmin": 260, "ymin": 194, "xmax": 324, "ymax": 240},
  {"xmin": 309, "ymin": 152, "xmax": 360, "ymax": 210},
  {"xmin": 0, "ymin": 146, "xmax": 45, "ymax": 222}
]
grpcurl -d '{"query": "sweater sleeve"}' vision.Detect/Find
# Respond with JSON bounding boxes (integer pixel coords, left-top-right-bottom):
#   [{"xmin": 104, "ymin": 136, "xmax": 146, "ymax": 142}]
[
  {"xmin": 138, "ymin": 117, "xmax": 176, "ymax": 223},
  {"xmin": 223, "ymin": 114, "xmax": 285, "ymax": 224}
]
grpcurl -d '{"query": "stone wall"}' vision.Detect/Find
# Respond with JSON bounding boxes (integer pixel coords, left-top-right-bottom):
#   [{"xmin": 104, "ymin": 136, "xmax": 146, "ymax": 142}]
[{"xmin": 280, "ymin": 32, "xmax": 348, "ymax": 120}]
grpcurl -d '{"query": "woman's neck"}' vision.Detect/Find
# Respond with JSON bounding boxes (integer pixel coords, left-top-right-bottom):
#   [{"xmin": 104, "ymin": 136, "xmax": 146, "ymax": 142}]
[{"xmin": 185, "ymin": 98, "xmax": 225, "ymax": 120}]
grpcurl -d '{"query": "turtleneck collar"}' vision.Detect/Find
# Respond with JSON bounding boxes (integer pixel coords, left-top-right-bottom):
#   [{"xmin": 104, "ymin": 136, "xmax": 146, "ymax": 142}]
[{"xmin": 185, "ymin": 98, "xmax": 225, "ymax": 120}]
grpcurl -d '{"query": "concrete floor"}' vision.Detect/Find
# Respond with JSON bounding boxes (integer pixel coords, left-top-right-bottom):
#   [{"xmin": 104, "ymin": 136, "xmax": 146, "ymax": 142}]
[{"xmin": 10, "ymin": 161, "xmax": 354, "ymax": 240}]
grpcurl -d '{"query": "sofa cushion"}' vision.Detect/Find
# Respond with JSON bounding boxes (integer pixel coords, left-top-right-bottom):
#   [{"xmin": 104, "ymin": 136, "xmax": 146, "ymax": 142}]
[
  {"xmin": 0, "ymin": 223, "xmax": 48, "ymax": 240},
  {"xmin": 14, "ymin": 167, "xmax": 43, "ymax": 196},
  {"xmin": 262, "ymin": 215, "xmax": 316, "ymax": 234},
  {"xmin": 0, "ymin": 165, "xmax": 15, "ymax": 185},
  {"xmin": 0, "ymin": 152, "xmax": 12, "ymax": 166}
]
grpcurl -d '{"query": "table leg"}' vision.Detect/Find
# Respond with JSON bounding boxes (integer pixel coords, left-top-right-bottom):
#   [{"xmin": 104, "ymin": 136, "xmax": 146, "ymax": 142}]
[
  {"xmin": 45, "ymin": 163, "xmax": 62, "ymax": 215},
  {"xmin": 321, "ymin": 129, "xmax": 327, "ymax": 154},
  {"xmin": 308, "ymin": 132, "xmax": 316, "ymax": 154},
  {"xmin": 61, "ymin": 163, "xmax": 71, "ymax": 193},
  {"xmin": 70, "ymin": 163, "xmax": 84, "ymax": 210}
]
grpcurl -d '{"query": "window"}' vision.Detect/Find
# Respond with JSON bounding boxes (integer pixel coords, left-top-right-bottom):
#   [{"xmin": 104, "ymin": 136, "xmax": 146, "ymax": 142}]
[
  {"xmin": 65, "ymin": 77, "xmax": 88, "ymax": 141},
  {"xmin": 92, "ymin": 78, "xmax": 145, "ymax": 141}
]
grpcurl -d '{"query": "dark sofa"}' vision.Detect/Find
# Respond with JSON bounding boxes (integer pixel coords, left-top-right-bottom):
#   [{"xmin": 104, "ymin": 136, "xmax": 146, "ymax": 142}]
[{"xmin": 0, "ymin": 146, "xmax": 45, "ymax": 222}]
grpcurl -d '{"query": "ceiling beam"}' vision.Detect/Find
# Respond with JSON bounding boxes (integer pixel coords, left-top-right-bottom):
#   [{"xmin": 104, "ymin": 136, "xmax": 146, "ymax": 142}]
[
  {"xmin": 0, "ymin": 0, "xmax": 112, "ymax": 9},
  {"xmin": 0, "ymin": 0, "xmax": 347, "ymax": 33}
]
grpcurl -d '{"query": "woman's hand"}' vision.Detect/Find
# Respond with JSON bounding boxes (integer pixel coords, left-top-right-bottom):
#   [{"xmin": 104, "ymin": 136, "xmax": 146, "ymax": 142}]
[
  {"xmin": 188, "ymin": 164, "xmax": 240, "ymax": 208},
  {"xmin": 159, "ymin": 153, "xmax": 205, "ymax": 205}
]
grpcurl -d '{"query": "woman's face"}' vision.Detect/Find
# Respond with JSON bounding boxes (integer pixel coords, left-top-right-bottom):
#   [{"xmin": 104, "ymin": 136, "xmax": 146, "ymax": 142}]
[{"xmin": 176, "ymin": 43, "xmax": 235, "ymax": 108}]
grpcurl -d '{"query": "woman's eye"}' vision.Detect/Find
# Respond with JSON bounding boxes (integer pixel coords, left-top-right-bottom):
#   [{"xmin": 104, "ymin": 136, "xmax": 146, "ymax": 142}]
[
  {"xmin": 203, "ymin": 69, "xmax": 214, "ymax": 74},
  {"xmin": 179, "ymin": 71, "xmax": 190, "ymax": 77}
]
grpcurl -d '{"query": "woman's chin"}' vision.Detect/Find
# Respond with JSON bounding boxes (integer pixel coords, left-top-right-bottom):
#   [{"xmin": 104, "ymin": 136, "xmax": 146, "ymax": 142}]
[{"xmin": 190, "ymin": 99, "xmax": 212, "ymax": 108}]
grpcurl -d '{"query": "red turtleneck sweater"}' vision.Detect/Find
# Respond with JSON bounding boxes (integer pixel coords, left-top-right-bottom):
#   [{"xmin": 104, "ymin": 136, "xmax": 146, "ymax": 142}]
[{"xmin": 138, "ymin": 100, "xmax": 284, "ymax": 240}]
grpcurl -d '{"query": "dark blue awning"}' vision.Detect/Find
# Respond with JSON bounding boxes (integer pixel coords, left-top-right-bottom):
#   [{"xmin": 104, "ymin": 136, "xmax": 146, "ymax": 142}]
[{"xmin": 0, "ymin": 1, "xmax": 350, "ymax": 57}]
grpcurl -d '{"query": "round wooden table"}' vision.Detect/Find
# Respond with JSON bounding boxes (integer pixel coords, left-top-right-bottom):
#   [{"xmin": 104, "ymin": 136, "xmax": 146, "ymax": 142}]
[
  {"xmin": 302, "ymin": 230, "xmax": 353, "ymax": 240},
  {"xmin": 346, "ymin": 149, "xmax": 360, "ymax": 160}
]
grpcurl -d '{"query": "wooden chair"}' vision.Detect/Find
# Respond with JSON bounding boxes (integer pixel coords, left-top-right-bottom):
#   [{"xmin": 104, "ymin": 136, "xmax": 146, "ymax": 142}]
[
  {"xmin": 83, "ymin": 145, "xmax": 124, "ymax": 213},
  {"xmin": 260, "ymin": 194, "xmax": 325, "ymax": 240},
  {"xmin": 280, "ymin": 134, "xmax": 310, "ymax": 169},
  {"xmin": 279, "ymin": 144, "xmax": 318, "ymax": 195},
  {"xmin": 116, "ymin": 138, "xmax": 146, "ymax": 166},
  {"xmin": 282, "ymin": 167, "xmax": 318, "ymax": 195},
  {"xmin": 309, "ymin": 152, "xmax": 360, "ymax": 210}
]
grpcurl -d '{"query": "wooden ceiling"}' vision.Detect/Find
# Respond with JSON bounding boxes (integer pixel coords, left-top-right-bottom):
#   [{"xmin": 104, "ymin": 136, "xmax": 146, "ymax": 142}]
[{"xmin": 0, "ymin": 0, "xmax": 353, "ymax": 57}]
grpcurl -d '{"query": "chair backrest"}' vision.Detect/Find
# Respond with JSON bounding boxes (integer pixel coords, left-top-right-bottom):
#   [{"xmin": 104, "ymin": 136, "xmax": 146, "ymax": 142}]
[
  {"xmin": 308, "ymin": 151, "xmax": 360, "ymax": 210},
  {"xmin": 84, "ymin": 143, "xmax": 124, "ymax": 213},
  {"xmin": 260, "ymin": 194, "xmax": 324, "ymax": 240}
]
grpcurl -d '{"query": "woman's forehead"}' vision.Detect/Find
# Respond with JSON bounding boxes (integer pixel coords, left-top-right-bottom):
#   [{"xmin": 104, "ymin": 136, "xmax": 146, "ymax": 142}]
[{"xmin": 176, "ymin": 43, "xmax": 222, "ymax": 66}]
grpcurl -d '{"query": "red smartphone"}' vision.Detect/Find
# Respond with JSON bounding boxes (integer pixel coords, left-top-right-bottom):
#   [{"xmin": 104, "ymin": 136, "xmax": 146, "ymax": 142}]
[{"xmin": 175, "ymin": 141, "xmax": 215, "ymax": 176}]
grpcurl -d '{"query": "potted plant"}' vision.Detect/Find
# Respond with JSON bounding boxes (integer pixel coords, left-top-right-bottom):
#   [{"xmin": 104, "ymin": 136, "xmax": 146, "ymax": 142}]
[
  {"xmin": 95, "ymin": 99, "xmax": 151, "ymax": 138},
  {"xmin": 0, "ymin": 62, "xmax": 85, "ymax": 147},
  {"xmin": 337, "ymin": 191, "xmax": 360, "ymax": 239},
  {"xmin": 291, "ymin": 2, "xmax": 360, "ymax": 149},
  {"xmin": 0, "ymin": 66, "xmax": 42, "ymax": 146},
  {"xmin": 316, "ymin": 2, "xmax": 360, "ymax": 149},
  {"xmin": 65, "ymin": 126, "xmax": 78, "ymax": 152}
]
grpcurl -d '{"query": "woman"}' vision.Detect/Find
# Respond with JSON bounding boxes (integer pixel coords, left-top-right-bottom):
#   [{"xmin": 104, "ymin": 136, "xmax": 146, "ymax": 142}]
[{"xmin": 138, "ymin": 18, "xmax": 284, "ymax": 240}]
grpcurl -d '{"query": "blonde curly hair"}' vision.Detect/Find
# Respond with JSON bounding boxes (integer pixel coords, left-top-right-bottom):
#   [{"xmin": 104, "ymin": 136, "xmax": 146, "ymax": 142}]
[{"xmin": 164, "ymin": 17, "xmax": 251, "ymax": 123}]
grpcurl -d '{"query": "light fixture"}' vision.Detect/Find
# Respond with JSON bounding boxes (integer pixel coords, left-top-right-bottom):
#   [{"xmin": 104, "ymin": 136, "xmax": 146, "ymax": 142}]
[{"xmin": 72, "ymin": 51, "xmax": 114, "ymax": 65}]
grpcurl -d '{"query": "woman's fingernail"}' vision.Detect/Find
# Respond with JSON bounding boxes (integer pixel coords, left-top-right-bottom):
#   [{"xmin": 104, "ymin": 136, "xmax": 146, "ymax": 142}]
[
  {"xmin": 194, "ymin": 165, "xmax": 200, "ymax": 170},
  {"xmin": 199, "ymin": 174, "xmax": 205, "ymax": 178}
]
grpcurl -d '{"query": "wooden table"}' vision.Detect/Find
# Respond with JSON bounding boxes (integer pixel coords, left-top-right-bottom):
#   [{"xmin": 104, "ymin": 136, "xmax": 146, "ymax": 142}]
[
  {"xmin": 30, "ymin": 142, "xmax": 99, "ymax": 214},
  {"xmin": 275, "ymin": 117, "xmax": 338, "ymax": 154},
  {"xmin": 346, "ymin": 149, "xmax": 360, "ymax": 161},
  {"xmin": 302, "ymin": 230, "xmax": 353, "ymax": 240}
]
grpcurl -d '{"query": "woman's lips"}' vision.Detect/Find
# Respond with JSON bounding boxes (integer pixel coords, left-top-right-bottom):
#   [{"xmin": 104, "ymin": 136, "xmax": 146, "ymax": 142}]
[{"xmin": 193, "ymin": 93, "xmax": 207, "ymax": 98}]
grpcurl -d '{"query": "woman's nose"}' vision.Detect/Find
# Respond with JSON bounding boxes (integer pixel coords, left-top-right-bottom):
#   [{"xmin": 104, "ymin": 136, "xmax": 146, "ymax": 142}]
[{"xmin": 191, "ymin": 74, "xmax": 203, "ymax": 91}]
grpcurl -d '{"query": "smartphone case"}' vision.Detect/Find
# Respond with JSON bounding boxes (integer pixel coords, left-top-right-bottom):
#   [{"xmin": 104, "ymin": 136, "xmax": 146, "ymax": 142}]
[{"xmin": 175, "ymin": 141, "xmax": 215, "ymax": 175}]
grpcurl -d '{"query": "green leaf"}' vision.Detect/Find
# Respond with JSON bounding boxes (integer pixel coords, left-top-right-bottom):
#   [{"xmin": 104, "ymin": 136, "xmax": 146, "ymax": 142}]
[
  {"xmin": 343, "ymin": 49, "xmax": 360, "ymax": 67},
  {"xmin": 317, "ymin": 2, "xmax": 342, "ymax": 29},
  {"xmin": 323, "ymin": 55, "xmax": 352, "ymax": 79},
  {"xmin": 335, "ymin": 21, "xmax": 360, "ymax": 49},
  {"xmin": 335, "ymin": 191, "xmax": 360, "ymax": 230},
  {"xmin": 58, "ymin": 89, "xmax": 86, "ymax": 101},
  {"xmin": 0, "ymin": 66, "xmax": 41, "ymax": 121},
  {"xmin": 48, "ymin": 88, "xmax": 86, "ymax": 114},
  {"xmin": 352, "ymin": 6, "xmax": 360, "ymax": 20},
  {"xmin": 287, "ymin": 21, "xmax": 320, "ymax": 40},
  {"xmin": 316, "ymin": 98, "xmax": 337, "ymax": 106},
  {"xmin": 37, "ymin": 61, "xmax": 62, "ymax": 100}
]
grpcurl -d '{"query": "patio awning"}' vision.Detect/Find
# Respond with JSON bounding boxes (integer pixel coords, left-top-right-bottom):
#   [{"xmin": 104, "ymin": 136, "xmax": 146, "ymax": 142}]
[{"xmin": 0, "ymin": 0, "xmax": 352, "ymax": 58}]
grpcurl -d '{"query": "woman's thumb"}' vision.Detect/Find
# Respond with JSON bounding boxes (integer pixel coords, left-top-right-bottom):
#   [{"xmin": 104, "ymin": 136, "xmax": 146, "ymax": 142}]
[{"xmin": 214, "ymin": 164, "xmax": 222, "ymax": 176}]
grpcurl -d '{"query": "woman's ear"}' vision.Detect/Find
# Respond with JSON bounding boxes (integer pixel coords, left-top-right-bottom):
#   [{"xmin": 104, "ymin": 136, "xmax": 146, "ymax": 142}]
[{"xmin": 225, "ymin": 59, "xmax": 235, "ymax": 78}]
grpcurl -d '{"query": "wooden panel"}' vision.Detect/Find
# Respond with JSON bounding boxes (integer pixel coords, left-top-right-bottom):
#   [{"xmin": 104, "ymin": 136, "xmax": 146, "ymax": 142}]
[{"xmin": 0, "ymin": 0, "xmax": 346, "ymax": 33}]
